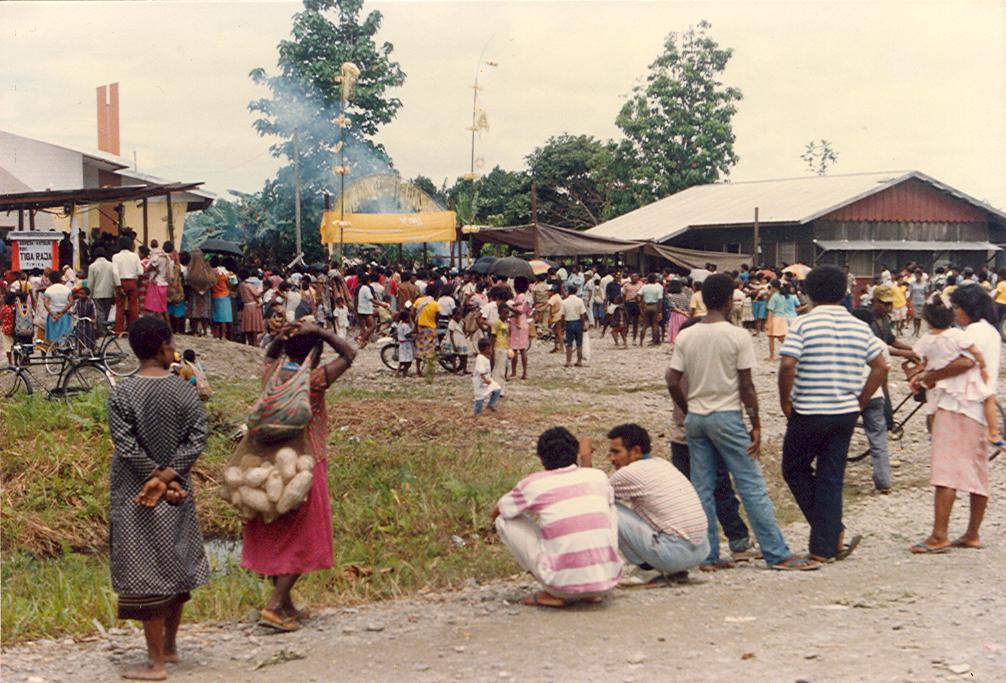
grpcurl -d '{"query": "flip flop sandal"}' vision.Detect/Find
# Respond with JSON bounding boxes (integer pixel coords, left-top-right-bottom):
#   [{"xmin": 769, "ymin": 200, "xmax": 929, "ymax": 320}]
[
  {"xmin": 520, "ymin": 592, "xmax": 567, "ymax": 609},
  {"xmin": 258, "ymin": 608, "xmax": 300, "ymax": 632},
  {"xmin": 836, "ymin": 534, "xmax": 863, "ymax": 561},
  {"xmin": 949, "ymin": 538, "xmax": 984, "ymax": 550},
  {"xmin": 909, "ymin": 542, "xmax": 950, "ymax": 554},
  {"xmin": 771, "ymin": 556, "xmax": 821, "ymax": 571}
]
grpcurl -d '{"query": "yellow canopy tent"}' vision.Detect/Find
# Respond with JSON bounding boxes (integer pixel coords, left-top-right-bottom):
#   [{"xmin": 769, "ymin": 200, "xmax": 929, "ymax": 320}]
[
  {"xmin": 320, "ymin": 210, "xmax": 456, "ymax": 244},
  {"xmin": 320, "ymin": 174, "xmax": 456, "ymax": 245}
]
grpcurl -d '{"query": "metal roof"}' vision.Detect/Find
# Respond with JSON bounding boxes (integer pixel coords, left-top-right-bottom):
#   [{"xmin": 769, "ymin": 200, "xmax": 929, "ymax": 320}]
[
  {"xmin": 816, "ymin": 240, "xmax": 1001, "ymax": 252},
  {"xmin": 0, "ymin": 183, "xmax": 208, "ymax": 212},
  {"xmin": 585, "ymin": 171, "xmax": 1006, "ymax": 243}
]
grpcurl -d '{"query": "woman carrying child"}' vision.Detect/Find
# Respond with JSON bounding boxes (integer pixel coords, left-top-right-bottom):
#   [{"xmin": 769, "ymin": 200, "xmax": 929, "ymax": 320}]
[
  {"xmin": 107, "ymin": 317, "xmax": 210, "ymax": 680},
  {"xmin": 242, "ymin": 321, "xmax": 356, "ymax": 631},
  {"xmin": 910, "ymin": 288, "xmax": 1003, "ymax": 553}
]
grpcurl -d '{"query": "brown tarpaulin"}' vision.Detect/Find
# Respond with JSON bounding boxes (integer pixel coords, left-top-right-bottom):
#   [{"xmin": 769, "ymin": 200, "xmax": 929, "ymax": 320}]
[
  {"xmin": 466, "ymin": 223, "xmax": 636, "ymax": 256},
  {"xmin": 641, "ymin": 243, "xmax": 751, "ymax": 272},
  {"xmin": 465, "ymin": 222, "xmax": 750, "ymax": 271}
]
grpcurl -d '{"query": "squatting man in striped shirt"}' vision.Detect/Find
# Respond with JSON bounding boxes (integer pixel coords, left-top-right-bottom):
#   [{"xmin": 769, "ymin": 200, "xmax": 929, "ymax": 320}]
[{"xmin": 778, "ymin": 265, "xmax": 887, "ymax": 564}]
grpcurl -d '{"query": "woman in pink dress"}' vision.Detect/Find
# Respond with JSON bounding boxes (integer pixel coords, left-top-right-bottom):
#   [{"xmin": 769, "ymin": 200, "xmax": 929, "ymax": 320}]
[
  {"xmin": 241, "ymin": 321, "xmax": 356, "ymax": 631},
  {"xmin": 508, "ymin": 276, "xmax": 531, "ymax": 380}
]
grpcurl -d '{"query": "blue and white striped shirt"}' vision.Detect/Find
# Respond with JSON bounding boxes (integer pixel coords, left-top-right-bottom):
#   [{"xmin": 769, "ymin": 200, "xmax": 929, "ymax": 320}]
[{"xmin": 779, "ymin": 305, "xmax": 883, "ymax": 415}]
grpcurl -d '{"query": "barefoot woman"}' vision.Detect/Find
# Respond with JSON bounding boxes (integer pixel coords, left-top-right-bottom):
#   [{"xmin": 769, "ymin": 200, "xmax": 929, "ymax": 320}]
[
  {"xmin": 242, "ymin": 321, "xmax": 356, "ymax": 630},
  {"xmin": 108, "ymin": 316, "xmax": 210, "ymax": 680}
]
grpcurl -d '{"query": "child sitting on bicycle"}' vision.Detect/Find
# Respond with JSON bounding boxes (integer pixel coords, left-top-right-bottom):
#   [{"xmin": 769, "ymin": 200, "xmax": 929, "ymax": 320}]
[{"xmin": 910, "ymin": 296, "xmax": 1003, "ymax": 451}]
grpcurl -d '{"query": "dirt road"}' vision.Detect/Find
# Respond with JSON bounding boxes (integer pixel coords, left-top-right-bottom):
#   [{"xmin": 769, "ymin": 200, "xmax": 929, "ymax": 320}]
[{"xmin": 3, "ymin": 332, "xmax": 1004, "ymax": 682}]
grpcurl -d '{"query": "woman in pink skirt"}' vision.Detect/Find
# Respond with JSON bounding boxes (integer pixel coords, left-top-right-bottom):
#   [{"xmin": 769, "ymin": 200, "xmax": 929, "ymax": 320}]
[
  {"xmin": 909, "ymin": 286, "xmax": 1001, "ymax": 554},
  {"xmin": 664, "ymin": 280, "xmax": 690, "ymax": 344},
  {"xmin": 509, "ymin": 277, "xmax": 531, "ymax": 380},
  {"xmin": 237, "ymin": 269, "xmax": 264, "ymax": 346},
  {"xmin": 242, "ymin": 322, "xmax": 356, "ymax": 631}
]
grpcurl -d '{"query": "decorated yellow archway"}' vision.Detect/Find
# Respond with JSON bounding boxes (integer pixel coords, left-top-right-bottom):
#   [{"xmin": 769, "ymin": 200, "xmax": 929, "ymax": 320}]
[{"xmin": 320, "ymin": 174, "xmax": 456, "ymax": 245}]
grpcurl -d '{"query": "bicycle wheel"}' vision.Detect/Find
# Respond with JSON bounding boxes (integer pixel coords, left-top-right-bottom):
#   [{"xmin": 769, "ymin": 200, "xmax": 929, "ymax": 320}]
[
  {"xmin": 101, "ymin": 335, "xmax": 139, "ymax": 377},
  {"xmin": 60, "ymin": 363, "xmax": 113, "ymax": 402},
  {"xmin": 0, "ymin": 367, "xmax": 32, "ymax": 398},
  {"xmin": 41, "ymin": 340, "xmax": 70, "ymax": 376},
  {"xmin": 380, "ymin": 343, "xmax": 399, "ymax": 371}
]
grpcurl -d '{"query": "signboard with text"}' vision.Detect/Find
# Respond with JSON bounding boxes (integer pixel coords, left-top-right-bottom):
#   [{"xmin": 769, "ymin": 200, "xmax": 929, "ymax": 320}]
[{"xmin": 8, "ymin": 231, "xmax": 60, "ymax": 272}]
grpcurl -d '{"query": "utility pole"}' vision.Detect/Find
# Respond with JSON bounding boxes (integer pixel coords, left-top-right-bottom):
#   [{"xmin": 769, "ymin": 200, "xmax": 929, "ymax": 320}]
[
  {"xmin": 753, "ymin": 207, "xmax": 760, "ymax": 267},
  {"xmin": 293, "ymin": 128, "xmax": 302, "ymax": 263}
]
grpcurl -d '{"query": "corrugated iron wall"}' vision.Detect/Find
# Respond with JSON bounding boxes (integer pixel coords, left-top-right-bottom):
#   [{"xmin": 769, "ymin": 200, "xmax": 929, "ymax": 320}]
[{"xmin": 825, "ymin": 177, "xmax": 986, "ymax": 222}]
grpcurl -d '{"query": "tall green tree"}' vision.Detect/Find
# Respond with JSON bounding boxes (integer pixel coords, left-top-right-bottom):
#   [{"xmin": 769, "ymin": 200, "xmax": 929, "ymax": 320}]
[
  {"xmin": 614, "ymin": 20, "xmax": 742, "ymax": 203},
  {"xmin": 526, "ymin": 134, "xmax": 609, "ymax": 228},
  {"xmin": 245, "ymin": 0, "xmax": 406, "ymax": 261}
]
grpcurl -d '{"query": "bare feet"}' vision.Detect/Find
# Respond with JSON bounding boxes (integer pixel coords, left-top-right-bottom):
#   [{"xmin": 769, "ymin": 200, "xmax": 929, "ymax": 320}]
[
  {"xmin": 121, "ymin": 663, "xmax": 167, "ymax": 680},
  {"xmin": 163, "ymin": 652, "xmax": 179, "ymax": 664}
]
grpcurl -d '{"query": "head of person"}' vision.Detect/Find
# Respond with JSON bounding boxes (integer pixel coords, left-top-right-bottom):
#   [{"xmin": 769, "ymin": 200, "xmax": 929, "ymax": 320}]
[
  {"xmin": 138, "ymin": 245, "xmax": 150, "ymax": 259},
  {"xmin": 92, "ymin": 248, "xmax": 107, "ymax": 262},
  {"xmin": 77, "ymin": 286, "xmax": 90, "ymax": 301},
  {"xmin": 871, "ymin": 284, "xmax": 895, "ymax": 317},
  {"xmin": 667, "ymin": 279, "xmax": 683, "ymax": 294},
  {"xmin": 513, "ymin": 276, "xmax": 529, "ymax": 294},
  {"xmin": 921, "ymin": 296, "xmax": 954, "ymax": 330},
  {"xmin": 630, "ymin": 273, "xmax": 639, "ymax": 283},
  {"xmin": 913, "ymin": 268, "xmax": 923, "ymax": 280},
  {"xmin": 945, "ymin": 274, "xmax": 957, "ymax": 287},
  {"xmin": 128, "ymin": 316, "xmax": 175, "ymax": 369},
  {"xmin": 498, "ymin": 305, "xmax": 511, "ymax": 321},
  {"xmin": 536, "ymin": 427, "xmax": 579, "ymax": 470},
  {"xmin": 769, "ymin": 278, "xmax": 781, "ymax": 291},
  {"xmin": 701, "ymin": 273, "xmax": 735, "ymax": 313},
  {"xmin": 182, "ymin": 348, "xmax": 197, "ymax": 363},
  {"xmin": 397, "ymin": 309, "xmax": 410, "ymax": 323},
  {"xmin": 150, "ymin": 239, "xmax": 159, "ymax": 249},
  {"xmin": 565, "ymin": 284, "xmax": 578, "ymax": 297},
  {"xmin": 949, "ymin": 283, "xmax": 996, "ymax": 327},
  {"xmin": 606, "ymin": 423, "xmax": 651, "ymax": 469},
  {"xmin": 237, "ymin": 267, "xmax": 250, "ymax": 280},
  {"xmin": 804, "ymin": 265, "xmax": 847, "ymax": 305},
  {"xmin": 48, "ymin": 271, "xmax": 61, "ymax": 286},
  {"xmin": 283, "ymin": 328, "xmax": 323, "ymax": 365},
  {"xmin": 478, "ymin": 336, "xmax": 493, "ymax": 356},
  {"xmin": 117, "ymin": 236, "xmax": 133, "ymax": 252},
  {"xmin": 163, "ymin": 240, "xmax": 174, "ymax": 255},
  {"xmin": 647, "ymin": 273, "xmax": 658, "ymax": 284}
]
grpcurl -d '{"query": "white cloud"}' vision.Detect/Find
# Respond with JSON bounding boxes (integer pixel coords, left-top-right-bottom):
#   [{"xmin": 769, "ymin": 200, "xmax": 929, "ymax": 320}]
[{"xmin": 1, "ymin": 0, "xmax": 1003, "ymax": 209}]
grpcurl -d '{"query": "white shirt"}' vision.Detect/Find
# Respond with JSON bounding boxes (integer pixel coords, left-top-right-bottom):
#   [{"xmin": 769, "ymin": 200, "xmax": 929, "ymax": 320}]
[
  {"xmin": 934, "ymin": 320, "xmax": 1001, "ymax": 425},
  {"xmin": 112, "ymin": 249, "xmax": 144, "ymax": 280},
  {"xmin": 472, "ymin": 354, "xmax": 500, "ymax": 400},
  {"xmin": 44, "ymin": 283, "xmax": 72, "ymax": 313},
  {"xmin": 284, "ymin": 291, "xmax": 302, "ymax": 322},
  {"xmin": 481, "ymin": 301, "xmax": 499, "ymax": 325},
  {"xmin": 438, "ymin": 295, "xmax": 456, "ymax": 316},
  {"xmin": 560, "ymin": 295, "xmax": 587, "ymax": 321},
  {"xmin": 669, "ymin": 321, "xmax": 756, "ymax": 415},
  {"xmin": 415, "ymin": 279, "xmax": 427, "ymax": 295},
  {"xmin": 599, "ymin": 274, "xmax": 614, "ymax": 302}
]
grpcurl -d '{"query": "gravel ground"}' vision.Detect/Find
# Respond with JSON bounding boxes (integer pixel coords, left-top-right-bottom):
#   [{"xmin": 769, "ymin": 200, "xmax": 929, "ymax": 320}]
[{"xmin": 3, "ymin": 328, "xmax": 1004, "ymax": 682}]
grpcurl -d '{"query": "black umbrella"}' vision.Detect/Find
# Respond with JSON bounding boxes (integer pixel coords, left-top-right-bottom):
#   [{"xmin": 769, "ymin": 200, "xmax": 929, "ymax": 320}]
[
  {"xmin": 197, "ymin": 238, "xmax": 244, "ymax": 258},
  {"xmin": 489, "ymin": 256, "xmax": 535, "ymax": 280},
  {"xmin": 469, "ymin": 255, "xmax": 498, "ymax": 275}
]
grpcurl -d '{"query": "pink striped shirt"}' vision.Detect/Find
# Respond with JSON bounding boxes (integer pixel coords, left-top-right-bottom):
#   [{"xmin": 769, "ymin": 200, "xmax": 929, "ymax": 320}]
[{"xmin": 497, "ymin": 465, "xmax": 621, "ymax": 594}]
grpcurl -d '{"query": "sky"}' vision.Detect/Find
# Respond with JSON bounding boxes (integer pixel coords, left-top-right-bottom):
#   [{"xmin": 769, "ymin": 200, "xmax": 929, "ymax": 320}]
[{"xmin": 1, "ymin": 0, "xmax": 1004, "ymax": 210}]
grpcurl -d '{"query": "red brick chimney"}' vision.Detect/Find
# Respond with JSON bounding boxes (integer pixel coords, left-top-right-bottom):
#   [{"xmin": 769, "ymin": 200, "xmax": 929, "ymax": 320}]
[{"xmin": 96, "ymin": 83, "xmax": 120, "ymax": 155}]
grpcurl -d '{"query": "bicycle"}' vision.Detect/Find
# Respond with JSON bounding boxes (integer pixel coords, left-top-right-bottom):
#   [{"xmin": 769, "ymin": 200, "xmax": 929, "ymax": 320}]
[
  {"xmin": 378, "ymin": 330, "xmax": 465, "ymax": 374},
  {"xmin": 1, "ymin": 341, "xmax": 114, "ymax": 402},
  {"xmin": 35, "ymin": 318, "xmax": 138, "ymax": 378},
  {"xmin": 849, "ymin": 388, "xmax": 1005, "ymax": 463}
]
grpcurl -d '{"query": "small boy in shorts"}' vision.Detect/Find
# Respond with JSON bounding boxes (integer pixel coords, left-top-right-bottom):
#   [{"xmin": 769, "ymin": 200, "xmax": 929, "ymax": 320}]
[{"xmin": 610, "ymin": 296, "xmax": 629, "ymax": 348}]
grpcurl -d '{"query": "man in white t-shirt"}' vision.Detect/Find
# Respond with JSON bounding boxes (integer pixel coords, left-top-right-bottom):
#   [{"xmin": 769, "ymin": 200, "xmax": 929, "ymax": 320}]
[
  {"xmin": 561, "ymin": 285, "xmax": 588, "ymax": 368},
  {"xmin": 667, "ymin": 274, "xmax": 813, "ymax": 572}
]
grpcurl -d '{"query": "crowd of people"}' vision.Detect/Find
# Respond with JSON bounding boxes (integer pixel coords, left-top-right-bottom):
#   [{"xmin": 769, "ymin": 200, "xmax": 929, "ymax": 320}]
[{"xmin": 4, "ymin": 235, "xmax": 1004, "ymax": 679}]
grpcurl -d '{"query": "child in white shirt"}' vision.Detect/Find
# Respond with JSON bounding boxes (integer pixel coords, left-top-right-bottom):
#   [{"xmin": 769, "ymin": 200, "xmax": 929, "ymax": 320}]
[
  {"xmin": 333, "ymin": 296, "xmax": 350, "ymax": 339},
  {"xmin": 472, "ymin": 337, "xmax": 501, "ymax": 416}
]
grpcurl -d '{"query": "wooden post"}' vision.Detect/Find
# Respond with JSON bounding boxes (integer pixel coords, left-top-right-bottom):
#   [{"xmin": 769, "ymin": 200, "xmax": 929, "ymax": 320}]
[
  {"xmin": 752, "ymin": 207, "xmax": 760, "ymax": 267},
  {"xmin": 142, "ymin": 197, "xmax": 149, "ymax": 246},
  {"xmin": 293, "ymin": 128, "xmax": 302, "ymax": 260},
  {"xmin": 18, "ymin": 209, "xmax": 24, "ymax": 230},
  {"xmin": 29, "ymin": 210, "xmax": 35, "ymax": 229},
  {"xmin": 165, "ymin": 193, "xmax": 174, "ymax": 245}
]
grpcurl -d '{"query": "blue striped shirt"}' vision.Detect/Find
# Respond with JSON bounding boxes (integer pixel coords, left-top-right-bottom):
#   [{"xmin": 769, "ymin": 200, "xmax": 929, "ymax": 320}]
[{"xmin": 779, "ymin": 305, "xmax": 883, "ymax": 415}]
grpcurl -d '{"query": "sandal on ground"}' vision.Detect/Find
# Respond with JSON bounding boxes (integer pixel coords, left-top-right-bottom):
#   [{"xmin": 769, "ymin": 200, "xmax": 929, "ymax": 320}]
[
  {"xmin": 699, "ymin": 559, "xmax": 736, "ymax": 572},
  {"xmin": 258, "ymin": 608, "xmax": 300, "ymax": 632},
  {"xmin": 989, "ymin": 439, "xmax": 1006, "ymax": 455},
  {"xmin": 771, "ymin": 556, "xmax": 821, "ymax": 571},
  {"xmin": 949, "ymin": 538, "xmax": 984, "ymax": 550},
  {"xmin": 836, "ymin": 534, "xmax": 863, "ymax": 561},
  {"xmin": 909, "ymin": 541, "xmax": 950, "ymax": 554},
  {"xmin": 520, "ymin": 591, "xmax": 568, "ymax": 609}
]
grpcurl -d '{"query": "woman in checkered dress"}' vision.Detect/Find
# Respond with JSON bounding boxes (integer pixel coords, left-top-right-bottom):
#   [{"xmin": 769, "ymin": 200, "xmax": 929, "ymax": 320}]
[{"xmin": 107, "ymin": 316, "xmax": 209, "ymax": 680}]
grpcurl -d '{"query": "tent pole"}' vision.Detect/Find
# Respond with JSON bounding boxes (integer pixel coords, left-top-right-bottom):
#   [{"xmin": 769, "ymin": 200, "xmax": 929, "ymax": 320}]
[
  {"xmin": 29, "ymin": 210, "xmax": 35, "ymax": 229},
  {"xmin": 142, "ymin": 197, "xmax": 149, "ymax": 246},
  {"xmin": 753, "ymin": 207, "xmax": 760, "ymax": 267},
  {"xmin": 18, "ymin": 209, "xmax": 24, "ymax": 230},
  {"xmin": 165, "ymin": 193, "xmax": 174, "ymax": 245}
]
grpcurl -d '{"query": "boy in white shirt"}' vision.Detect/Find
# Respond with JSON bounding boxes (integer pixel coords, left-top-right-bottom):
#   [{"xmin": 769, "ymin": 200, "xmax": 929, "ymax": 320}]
[{"xmin": 472, "ymin": 337, "xmax": 501, "ymax": 416}]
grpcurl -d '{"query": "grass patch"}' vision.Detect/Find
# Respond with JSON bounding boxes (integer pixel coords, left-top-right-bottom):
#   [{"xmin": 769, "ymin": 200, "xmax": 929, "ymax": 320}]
[{"xmin": 1, "ymin": 377, "xmax": 576, "ymax": 643}]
